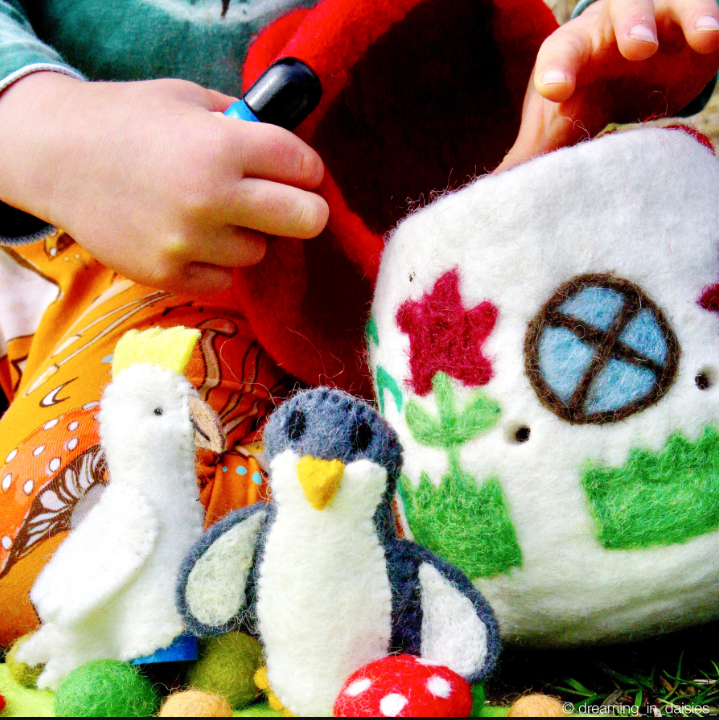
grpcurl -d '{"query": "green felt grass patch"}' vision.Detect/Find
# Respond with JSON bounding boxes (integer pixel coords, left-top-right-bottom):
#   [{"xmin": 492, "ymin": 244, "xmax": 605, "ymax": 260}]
[{"xmin": 582, "ymin": 424, "xmax": 719, "ymax": 550}]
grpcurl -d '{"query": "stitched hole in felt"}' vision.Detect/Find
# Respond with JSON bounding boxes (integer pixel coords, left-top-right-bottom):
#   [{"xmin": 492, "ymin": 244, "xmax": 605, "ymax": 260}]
[
  {"xmin": 505, "ymin": 423, "xmax": 531, "ymax": 444},
  {"xmin": 311, "ymin": 0, "xmax": 554, "ymax": 236},
  {"xmin": 696, "ymin": 367, "xmax": 716, "ymax": 390},
  {"xmin": 351, "ymin": 420, "xmax": 373, "ymax": 453},
  {"xmin": 287, "ymin": 410, "xmax": 307, "ymax": 440},
  {"xmin": 153, "ymin": 407, "xmax": 163, "ymax": 416}
]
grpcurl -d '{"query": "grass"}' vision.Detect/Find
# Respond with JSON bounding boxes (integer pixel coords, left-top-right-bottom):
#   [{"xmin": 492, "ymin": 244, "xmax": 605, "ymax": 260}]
[{"xmin": 484, "ymin": 622, "xmax": 719, "ymax": 716}]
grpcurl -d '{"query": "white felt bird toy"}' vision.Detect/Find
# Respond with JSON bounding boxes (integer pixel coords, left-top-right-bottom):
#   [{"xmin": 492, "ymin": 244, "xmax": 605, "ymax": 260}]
[
  {"xmin": 17, "ymin": 327, "xmax": 225, "ymax": 690},
  {"xmin": 177, "ymin": 387, "xmax": 499, "ymax": 717}
]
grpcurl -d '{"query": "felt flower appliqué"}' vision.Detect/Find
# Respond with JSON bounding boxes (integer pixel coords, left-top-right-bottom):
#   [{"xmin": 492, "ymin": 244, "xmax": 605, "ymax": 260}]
[{"xmin": 396, "ymin": 269, "xmax": 497, "ymax": 396}]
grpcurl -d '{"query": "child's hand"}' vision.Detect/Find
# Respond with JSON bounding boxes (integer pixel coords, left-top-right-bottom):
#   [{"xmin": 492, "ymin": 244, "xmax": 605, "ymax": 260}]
[
  {"xmin": 496, "ymin": 0, "xmax": 719, "ymax": 172},
  {"xmin": 0, "ymin": 73, "xmax": 328, "ymax": 295}
]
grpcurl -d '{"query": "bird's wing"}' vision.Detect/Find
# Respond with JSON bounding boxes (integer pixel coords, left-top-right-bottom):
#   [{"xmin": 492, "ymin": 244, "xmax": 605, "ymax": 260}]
[
  {"xmin": 415, "ymin": 553, "xmax": 501, "ymax": 684},
  {"xmin": 178, "ymin": 504, "xmax": 268, "ymax": 637},
  {"xmin": 30, "ymin": 483, "xmax": 159, "ymax": 627}
]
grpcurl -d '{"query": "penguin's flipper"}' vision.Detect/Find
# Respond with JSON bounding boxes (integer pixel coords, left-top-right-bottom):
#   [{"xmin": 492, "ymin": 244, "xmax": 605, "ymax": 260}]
[
  {"xmin": 416, "ymin": 556, "xmax": 500, "ymax": 684},
  {"xmin": 177, "ymin": 504, "xmax": 268, "ymax": 637}
]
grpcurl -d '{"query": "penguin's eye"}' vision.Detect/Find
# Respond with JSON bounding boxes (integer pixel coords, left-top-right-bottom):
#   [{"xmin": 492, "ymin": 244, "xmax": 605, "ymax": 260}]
[
  {"xmin": 153, "ymin": 407, "xmax": 164, "ymax": 416},
  {"xmin": 351, "ymin": 421, "xmax": 373, "ymax": 453},
  {"xmin": 287, "ymin": 410, "xmax": 307, "ymax": 441}
]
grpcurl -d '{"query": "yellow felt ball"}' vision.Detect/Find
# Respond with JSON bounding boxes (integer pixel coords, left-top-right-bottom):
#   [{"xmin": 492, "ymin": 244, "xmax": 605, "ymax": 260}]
[
  {"xmin": 159, "ymin": 690, "xmax": 233, "ymax": 717},
  {"xmin": 508, "ymin": 694, "xmax": 568, "ymax": 717},
  {"xmin": 6, "ymin": 633, "xmax": 42, "ymax": 688}
]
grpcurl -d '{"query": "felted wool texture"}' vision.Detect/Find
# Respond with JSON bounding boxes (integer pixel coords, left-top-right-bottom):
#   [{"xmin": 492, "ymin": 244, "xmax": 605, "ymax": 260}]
[
  {"xmin": 369, "ymin": 127, "xmax": 719, "ymax": 645},
  {"xmin": 232, "ymin": 0, "xmax": 558, "ymax": 396},
  {"xmin": 54, "ymin": 660, "xmax": 159, "ymax": 718},
  {"xmin": 179, "ymin": 388, "xmax": 500, "ymax": 717},
  {"xmin": 333, "ymin": 654, "xmax": 473, "ymax": 717},
  {"xmin": 186, "ymin": 632, "xmax": 263, "ymax": 709},
  {"xmin": 0, "ymin": 663, "xmax": 55, "ymax": 717},
  {"xmin": 17, "ymin": 363, "xmax": 205, "ymax": 689},
  {"xmin": 508, "ymin": 694, "xmax": 567, "ymax": 718},
  {"xmin": 6, "ymin": 633, "xmax": 42, "ymax": 688},
  {"xmin": 158, "ymin": 689, "xmax": 233, "ymax": 717}
]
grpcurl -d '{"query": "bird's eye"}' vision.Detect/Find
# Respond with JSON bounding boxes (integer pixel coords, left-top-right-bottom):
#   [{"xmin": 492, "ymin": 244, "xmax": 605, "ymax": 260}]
[
  {"xmin": 154, "ymin": 407, "xmax": 164, "ymax": 416},
  {"xmin": 351, "ymin": 421, "xmax": 373, "ymax": 453},
  {"xmin": 287, "ymin": 410, "xmax": 307, "ymax": 440}
]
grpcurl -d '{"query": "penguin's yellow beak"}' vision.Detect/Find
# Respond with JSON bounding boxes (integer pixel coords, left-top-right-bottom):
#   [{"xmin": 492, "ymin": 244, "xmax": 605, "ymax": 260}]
[{"xmin": 297, "ymin": 456, "xmax": 344, "ymax": 510}]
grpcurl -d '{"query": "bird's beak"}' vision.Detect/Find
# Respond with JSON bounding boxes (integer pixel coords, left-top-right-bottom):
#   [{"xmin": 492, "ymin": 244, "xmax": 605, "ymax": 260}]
[
  {"xmin": 297, "ymin": 456, "xmax": 344, "ymax": 510},
  {"xmin": 189, "ymin": 395, "xmax": 226, "ymax": 454}
]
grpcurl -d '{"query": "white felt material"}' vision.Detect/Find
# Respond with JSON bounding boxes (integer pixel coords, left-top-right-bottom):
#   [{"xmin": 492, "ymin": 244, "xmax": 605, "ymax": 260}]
[
  {"xmin": 370, "ymin": 128, "xmax": 719, "ymax": 644},
  {"xmin": 258, "ymin": 450, "xmax": 393, "ymax": 717},
  {"xmin": 186, "ymin": 510, "xmax": 266, "ymax": 627},
  {"xmin": 418, "ymin": 563, "xmax": 488, "ymax": 679},
  {"xmin": 28, "ymin": 483, "xmax": 158, "ymax": 627},
  {"xmin": 17, "ymin": 364, "xmax": 205, "ymax": 688}
]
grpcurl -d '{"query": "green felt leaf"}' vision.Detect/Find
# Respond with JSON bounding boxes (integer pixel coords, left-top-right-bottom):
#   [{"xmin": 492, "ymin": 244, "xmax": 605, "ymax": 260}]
[
  {"xmin": 399, "ymin": 467, "xmax": 522, "ymax": 580},
  {"xmin": 365, "ymin": 316, "xmax": 379, "ymax": 347},
  {"xmin": 582, "ymin": 424, "xmax": 719, "ymax": 550},
  {"xmin": 405, "ymin": 372, "xmax": 501, "ymax": 449}
]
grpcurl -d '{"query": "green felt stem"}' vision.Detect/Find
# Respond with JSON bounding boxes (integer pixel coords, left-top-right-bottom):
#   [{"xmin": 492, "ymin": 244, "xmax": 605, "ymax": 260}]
[
  {"xmin": 376, "ymin": 366, "xmax": 403, "ymax": 414},
  {"xmin": 405, "ymin": 372, "xmax": 501, "ymax": 449}
]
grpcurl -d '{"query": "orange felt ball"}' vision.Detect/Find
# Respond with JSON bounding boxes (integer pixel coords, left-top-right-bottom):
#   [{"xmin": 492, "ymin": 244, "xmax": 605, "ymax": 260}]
[
  {"xmin": 158, "ymin": 690, "xmax": 233, "ymax": 717},
  {"xmin": 508, "ymin": 694, "xmax": 568, "ymax": 717}
]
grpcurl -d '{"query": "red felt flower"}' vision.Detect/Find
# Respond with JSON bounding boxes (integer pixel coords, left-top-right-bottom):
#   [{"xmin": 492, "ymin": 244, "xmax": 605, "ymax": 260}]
[
  {"xmin": 396, "ymin": 269, "xmax": 498, "ymax": 396},
  {"xmin": 700, "ymin": 283, "xmax": 719, "ymax": 312}
]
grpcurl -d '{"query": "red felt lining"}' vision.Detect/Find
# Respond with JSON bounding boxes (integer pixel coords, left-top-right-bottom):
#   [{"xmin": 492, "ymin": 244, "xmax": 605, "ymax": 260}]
[{"xmin": 235, "ymin": 0, "xmax": 557, "ymax": 394}]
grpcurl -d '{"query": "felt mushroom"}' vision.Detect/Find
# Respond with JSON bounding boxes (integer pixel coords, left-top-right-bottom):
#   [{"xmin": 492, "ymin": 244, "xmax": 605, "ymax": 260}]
[
  {"xmin": 333, "ymin": 654, "xmax": 473, "ymax": 717},
  {"xmin": 0, "ymin": 402, "xmax": 107, "ymax": 578}
]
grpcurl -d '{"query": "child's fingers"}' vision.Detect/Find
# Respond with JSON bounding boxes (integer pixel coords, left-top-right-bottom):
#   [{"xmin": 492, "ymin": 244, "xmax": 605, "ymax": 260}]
[
  {"xmin": 662, "ymin": 0, "xmax": 719, "ymax": 54},
  {"xmin": 608, "ymin": 0, "xmax": 659, "ymax": 60},
  {"xmin": 226, "ymin": 177, "xmax": 329, "ymax": 239},
  {"xmin": 178, "ymin": 263, "xmax": 234, "ymax": 296},
  {"xmin": 232, "ymin": 121, "xmax": 325, "ymax": 189},
  {"xmin": 533, "ymin": 23, "xmax": 591, "ymax": 101},
  {"xmin": 188, "ymin": 226, "xmax": 268, "ymax": 268}
]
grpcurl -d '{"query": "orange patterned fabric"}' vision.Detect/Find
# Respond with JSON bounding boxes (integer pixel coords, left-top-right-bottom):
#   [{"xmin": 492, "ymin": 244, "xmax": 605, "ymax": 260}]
[{"xmin": 0, "ymin": 233, "xmax": 290, "ymax": 645}]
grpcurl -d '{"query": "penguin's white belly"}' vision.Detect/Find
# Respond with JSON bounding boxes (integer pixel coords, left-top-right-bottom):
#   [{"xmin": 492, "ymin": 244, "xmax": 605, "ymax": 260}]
[{"xmin": 258, "ymin": 511, "xmax": 393, "ymax": 717}]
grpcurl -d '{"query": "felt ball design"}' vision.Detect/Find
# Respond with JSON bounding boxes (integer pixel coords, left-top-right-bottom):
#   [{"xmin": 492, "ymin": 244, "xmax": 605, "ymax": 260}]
[
  {"xmin": 333, "ymin": 655, "xmax": 472, "ymax": 717},
  {"xmin": 186, "ymin": 632, "xmax": 262, "ymax": 709},
  {"xmin": 6, "ymin": 633, "xmax": 42, "ymax": 688},
  {"xmin": 158, "ymin": 690, "xmax": 233, "ymax": 717},
  {"xmin": 370, "ymin": 126, "xmax": 719, "ymax": 644},
  {"xmin": 54, "ymin": 659, "xmax": 159, "ymax": 717},
  {"xmin": 508, "ymin": 694, "xmax": 567, "ymax": 717}
]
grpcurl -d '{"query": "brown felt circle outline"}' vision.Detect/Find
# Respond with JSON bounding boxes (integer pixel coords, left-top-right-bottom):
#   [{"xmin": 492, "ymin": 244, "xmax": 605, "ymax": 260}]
[{"xmin": 524, "ymin": 274, "xmax": 680, "ymax": 425}]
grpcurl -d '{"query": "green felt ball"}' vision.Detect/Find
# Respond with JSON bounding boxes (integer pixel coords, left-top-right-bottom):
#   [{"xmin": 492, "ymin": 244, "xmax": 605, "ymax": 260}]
[
  {"xmin": 55, "ymin": 659, "xmax": 159, "ymax": 717},
  {"xmin": 187, "ymin": 632, "xmax": 262, "ymax": 709},
  {"xmin": 6, "ymin": 634, "xmax": 43, "ymax": 688}
]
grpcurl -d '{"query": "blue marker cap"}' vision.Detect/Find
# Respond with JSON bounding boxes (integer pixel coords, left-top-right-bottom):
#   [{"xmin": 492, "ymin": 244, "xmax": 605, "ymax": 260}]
[{"xmin": 224, "ymin": 58, "xmax": 322, "ymax": 130}]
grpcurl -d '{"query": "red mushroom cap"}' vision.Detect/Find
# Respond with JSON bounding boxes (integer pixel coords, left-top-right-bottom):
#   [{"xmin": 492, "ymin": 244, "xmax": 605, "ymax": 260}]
[
  {"xmin": 0, "ymin": 692, "xmax": 5, "ymax": 712},
  {"xmin": 334, "ymin": 654, "xmax": 473, "ymax": 718}
]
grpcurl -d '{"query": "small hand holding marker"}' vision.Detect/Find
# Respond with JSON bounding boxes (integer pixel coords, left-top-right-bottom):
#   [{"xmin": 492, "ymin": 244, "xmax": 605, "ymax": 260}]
[{"xmin": 224, "ymin": 58, "xmax": 322, "ymax": 130}]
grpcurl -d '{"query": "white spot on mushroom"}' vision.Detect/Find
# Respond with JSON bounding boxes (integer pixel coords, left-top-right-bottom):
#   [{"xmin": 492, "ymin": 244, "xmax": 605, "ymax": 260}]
[
  {"xmin": 345, "ymin": 678, "xmax": 372, "ymax": 697},
  {"xmin": 23, "ymin": 480, "xmax": 34, "ymax": 495},
  {"xmin": 43, "ymin": 419, "xmax": 59, "ymax": 430},
  {"xmin": 415, "ymin": 658, "xmax": 440, "ymax": 666},
  {"xmin": 1, "ymin": 536, "xmax": 11, "ymax": 551},
  {"xmin": 426, "ymin": 676, "xmax": 452, "ymax": 699},
  {"xmin": 48, "ymin": 458, "xmax": 61, "ymax": 473},
  {"xmin": 5, "ymin": 449, "xmax": 16, "ymax": 463},
  {"xmin": 66, "ymin": 438, "xmax": 78, "ymax": 451},
  {"xmin": 2, "ymin": 474, "xmax": 11, "ymax": 491},
  {"xmin": 68, "ymin": 421, "xmax": 79, "ymax": 432},
  {"xmin": 33, "ymin": 445, "xmax": 45, "ymax": 457},
  {"xmin": 380, "ymin": 694, "xmax": 408, "ymax": 717},
  {"xmin": 83, "ymin": 402, "xmax": 99, "ymax": 410}
]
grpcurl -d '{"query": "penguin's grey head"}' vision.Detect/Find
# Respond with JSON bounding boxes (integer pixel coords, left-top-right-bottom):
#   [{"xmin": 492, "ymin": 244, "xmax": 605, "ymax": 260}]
[{"xmin": 263, "ymin": 388, "xmax": 403, "ymax": 519}]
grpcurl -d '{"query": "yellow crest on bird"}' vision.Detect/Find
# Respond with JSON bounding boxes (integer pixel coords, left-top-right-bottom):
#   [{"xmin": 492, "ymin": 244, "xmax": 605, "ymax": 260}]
[{"xmin": 112, "ymin": 327, "xmax": 200, "ymax": 377}]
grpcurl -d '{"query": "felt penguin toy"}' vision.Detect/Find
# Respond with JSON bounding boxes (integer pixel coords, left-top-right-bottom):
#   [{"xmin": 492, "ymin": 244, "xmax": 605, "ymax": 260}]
[
  {"xmin": 16, "ymin": 327, "xmax": 225, "ymax": 690},
  {"xmin": 177, "ymin": 387, "xmax": 500, "ymax": 717}
]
